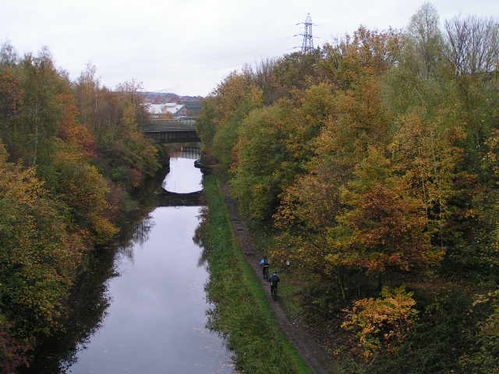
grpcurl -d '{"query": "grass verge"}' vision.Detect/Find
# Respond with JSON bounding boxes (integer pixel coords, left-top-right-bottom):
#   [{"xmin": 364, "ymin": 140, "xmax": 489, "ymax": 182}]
[{"xmin": 200, "ymin": 173, "xmax": 313, "ymax": 374}]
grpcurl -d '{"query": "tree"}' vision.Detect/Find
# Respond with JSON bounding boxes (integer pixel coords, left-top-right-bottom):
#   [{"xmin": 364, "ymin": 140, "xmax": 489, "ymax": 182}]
[
  {"xmin": 210, "ymin": 74, "xmax": 263, "ymax": 168},
  {"xmin": 0, "ymin": 68, "xmax": 23, "ymax": 119},
  {"xmin": 0, "ymin": 144, "xmax": 84, "ymax": 341},
  {"xmin": 196, "ymin": 97, "xmax": 218, "ymax": 152},
  {"xmin": 328, "ymin": 148, "xmax": 442, "ymax": 273},
  {"xmin": 74, "ymin": 66, "xmax": 159, "ymax": 189},
  {"xmin": 231, "ymin": 102, "xmax": 292, "ymax": 221},
  {"xmin": 444, "ymin": 16, "xmax": 498, "ymax": 76},
  {"xmin": 408, "ymin": 3, "xmax": 444, "ymax": 78}
]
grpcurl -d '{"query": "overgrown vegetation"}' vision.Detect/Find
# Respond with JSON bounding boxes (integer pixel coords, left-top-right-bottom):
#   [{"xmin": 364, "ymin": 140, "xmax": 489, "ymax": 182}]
[
  {"xmin": 196, "ymin": 174, "xmax": 313, "ymax": 374},
  {"xmin": 197, "ymin": 4, "xmax": 498, "ymax": 372},
  {"xmin": 0, "ymin": 45, "xmax": 160, "ymax": 371}
]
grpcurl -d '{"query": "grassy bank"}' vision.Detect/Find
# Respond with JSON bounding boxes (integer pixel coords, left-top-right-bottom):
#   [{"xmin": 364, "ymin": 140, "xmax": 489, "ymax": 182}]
[{"xmin": 199, "ymin": 173, "xmax": 313, "ymax": 374}]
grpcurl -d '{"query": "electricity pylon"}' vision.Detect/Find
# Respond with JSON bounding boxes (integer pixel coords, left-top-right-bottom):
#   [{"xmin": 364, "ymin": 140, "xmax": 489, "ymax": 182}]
[{"xmin": 296, "ymin": 13, "xmax": 315, "ymax": 53}]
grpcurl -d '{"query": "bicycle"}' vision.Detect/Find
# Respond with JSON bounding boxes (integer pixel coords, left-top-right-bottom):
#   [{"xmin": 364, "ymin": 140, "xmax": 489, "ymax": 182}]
[
  {"xmin": 263, "ymin": 265, "xmax": 270, "ymax": 281},
  {"xmin": 270, "ymin": 283, "xmax": 278, "ymax": 300}
]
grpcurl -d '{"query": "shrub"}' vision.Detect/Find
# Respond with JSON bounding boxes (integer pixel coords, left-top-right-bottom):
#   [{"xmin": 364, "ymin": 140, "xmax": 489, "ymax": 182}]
[{"xmin": 341, "ymin": 286, "xmax": 418, "ymax": 358}]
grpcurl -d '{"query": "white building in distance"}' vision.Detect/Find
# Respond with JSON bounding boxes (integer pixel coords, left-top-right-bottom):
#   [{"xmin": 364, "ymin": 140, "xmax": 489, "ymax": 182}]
[{"xmin": 147, "ymin": 103, "xmax": 184, "ymax": 117}]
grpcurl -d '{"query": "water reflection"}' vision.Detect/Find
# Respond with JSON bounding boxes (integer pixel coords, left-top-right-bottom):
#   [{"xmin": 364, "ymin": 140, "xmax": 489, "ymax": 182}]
[
  {"xmin": 23, "ymin": 243, "xmax": 118, "ymax": 374},
  {"xmin": 163, "ymin": 144, "xmax": 202, "ymax": 193},
  {"xmin": 24, "ymin": 193, "xmax": 159, "ymax": 374},
  {"xmin": 193, "ymin": 207, "xmax": 210, "ymax": 268},
  {"xmin": 69, "ymin": 207, "xmax": 233, "ymax": 374},
  {"xmin": 25, "ymin": 143, "xmax": 233, "ymax": 373},
  {"xmin": 169, "ymin": 145, "xmax": 201, "ymax": 160}
]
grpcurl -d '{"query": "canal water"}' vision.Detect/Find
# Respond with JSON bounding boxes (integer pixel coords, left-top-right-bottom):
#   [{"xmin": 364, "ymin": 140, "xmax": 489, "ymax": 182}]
[{"xmin": 66, "ymin": 144, "xmax": 234, "ymax": 373}]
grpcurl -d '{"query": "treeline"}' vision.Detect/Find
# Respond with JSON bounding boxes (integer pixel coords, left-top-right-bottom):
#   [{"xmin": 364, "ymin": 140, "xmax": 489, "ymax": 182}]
[
  {"xmin": 198, "ymin": 4, "xmax": 497, "ymax": 373},
  {"xmin": 0, "ymin": 45, "xmax": 159, "ymax": 371}
]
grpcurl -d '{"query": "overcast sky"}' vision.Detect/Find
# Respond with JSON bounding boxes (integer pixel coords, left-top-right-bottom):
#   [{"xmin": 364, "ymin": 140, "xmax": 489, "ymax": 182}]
[{"xmin": 1, "ymin": 0, "xmax": 497, "ymax": 96}]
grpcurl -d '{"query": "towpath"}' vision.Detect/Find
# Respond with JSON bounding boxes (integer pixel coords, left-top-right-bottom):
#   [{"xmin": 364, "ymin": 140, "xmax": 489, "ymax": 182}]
[{"xmin": 222, "ymin": 184, "xmax": 339, "ymax": 374}]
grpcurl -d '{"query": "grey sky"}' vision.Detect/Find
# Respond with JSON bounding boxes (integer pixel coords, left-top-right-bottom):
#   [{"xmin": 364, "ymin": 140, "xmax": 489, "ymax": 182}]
[{"xmin": 1, "ymin": 0, "xmax": 497, "ymax": 96}]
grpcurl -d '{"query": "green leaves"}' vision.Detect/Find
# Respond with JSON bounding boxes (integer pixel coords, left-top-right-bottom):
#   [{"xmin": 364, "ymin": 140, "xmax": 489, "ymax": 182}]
[
  {"xmin": 0, "ymin": 153, "xmax": 82, "ymax": 337},
  {"xmin": 197, "ymin": 7, "xmax": 497, "ymax": 371},
  {"xmin": 0, "ymin": 44, "xmax": 159, "ymax": 371}
]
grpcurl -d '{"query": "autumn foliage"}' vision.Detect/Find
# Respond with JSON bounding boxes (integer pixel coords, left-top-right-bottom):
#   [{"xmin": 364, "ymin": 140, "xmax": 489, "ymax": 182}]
[
  {"xmin": 341, "ymin": 287, "xmax": 418, "ymax": 358},
  {"xmin": 0, "ymin": 46, "xmax": 160, "ymax": 370},
  {"xmin": 198, "ymin": 4, "xmax": 497, "ymax": 372}
]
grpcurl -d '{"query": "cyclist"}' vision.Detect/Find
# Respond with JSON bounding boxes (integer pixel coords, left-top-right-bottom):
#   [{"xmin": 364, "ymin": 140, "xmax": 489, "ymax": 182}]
[
  {"xmin": 259, "ymin": 257, "xmax": 270, "ymax": 281},
  {"xmin": 269, "ymin": 272, "xmax": 280, "ymax": 299}
]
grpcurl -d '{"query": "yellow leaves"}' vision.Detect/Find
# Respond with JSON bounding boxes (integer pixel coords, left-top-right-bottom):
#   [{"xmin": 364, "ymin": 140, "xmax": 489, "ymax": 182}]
[
  {"xmin": 0, "ymin": 150, "xmax": 46, "ymax": 211},
  {"xmin": 341, "ymin": 286, "xmax": 418, "ymax": 359},
  {"xmin": 91, "ymin": 215, "xmax": 118, "ymax": 244},
  {"xmin": 483, "ymin": 129, "xmax": 499, "ymax": 176},
  {"xmin": 50, "ymin": 149, "xmax": 117, "ymax": 242},
  {"xmin": 0, "ymin": 147, "xmax": 87, "ymax": 332},
  {"xmin": 213, "ymin": 73, "xmax": 262, "ymax": 126},
  {"xmin": 324, "ymin": 147, "xmax": 444, "ymax": 273},
  {"xmin": 390, "ymin": 111, "xmax": 466, "ymax": 218}
]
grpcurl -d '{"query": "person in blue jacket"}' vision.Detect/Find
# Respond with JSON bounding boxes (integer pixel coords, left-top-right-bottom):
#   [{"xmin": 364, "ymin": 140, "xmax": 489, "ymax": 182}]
[{"xmin": 259, "ymin": 257, "xmax": 270, "ymax": 280}]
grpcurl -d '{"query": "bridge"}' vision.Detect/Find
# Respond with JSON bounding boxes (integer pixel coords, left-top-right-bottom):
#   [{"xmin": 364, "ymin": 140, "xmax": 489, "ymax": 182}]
[{"xmin": 142, "ymin": 118, "xmax": 200, "ymax": 143}]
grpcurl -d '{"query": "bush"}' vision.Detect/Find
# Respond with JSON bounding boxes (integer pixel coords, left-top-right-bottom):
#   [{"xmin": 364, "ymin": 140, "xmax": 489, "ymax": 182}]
[{"xmin": 341, "ymin": 286, "xmax": 418, "ymax": 359}]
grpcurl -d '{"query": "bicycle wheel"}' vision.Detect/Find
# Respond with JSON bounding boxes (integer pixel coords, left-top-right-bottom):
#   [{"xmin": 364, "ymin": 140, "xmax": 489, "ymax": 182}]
[{"xmin": 263, "ymin": 267, "xmax": 269, "ymax": 280}]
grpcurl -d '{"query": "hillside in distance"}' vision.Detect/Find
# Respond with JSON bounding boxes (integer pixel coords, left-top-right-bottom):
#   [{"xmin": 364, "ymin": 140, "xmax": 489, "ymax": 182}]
[
  {"xmin": 140, "ymin": 91, "xmax": 203, "ymax": 118},
  {"xmin": 139, "ymin": 91, "xmax": 203, "ymax": 105}
]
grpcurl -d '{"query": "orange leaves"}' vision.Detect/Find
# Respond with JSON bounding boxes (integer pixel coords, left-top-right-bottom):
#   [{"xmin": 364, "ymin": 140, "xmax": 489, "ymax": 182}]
[
  {"xmin": 0, "ymin": 69, "xmax": 23, "ymax": 117},
  {"xmin": 329, "ymin": 148, "xmax": 442, "ymax": 273},
  {"xmin": 59, "ymin": 122, "xmax": 95, "ymax": 158},
  {"xmin": 57, "ymin": 93, "xmax": 96, "ymax": 159},
  {"xmin": 210, "ymin": 74, "xmax": 264, "ymax": 169},
  {"xmin": 0, "ymin": 145, "xmax": 45, "ymax": 210},
  {"xmin": 341, "ymin": 286, "xmax": 418, "ymax": 358}
]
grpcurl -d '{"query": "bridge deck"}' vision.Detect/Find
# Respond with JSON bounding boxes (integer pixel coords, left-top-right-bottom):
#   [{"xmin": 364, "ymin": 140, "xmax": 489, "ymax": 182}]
[
  {"xmin": 142, "ymin": 118, "xmax": 199, "ymax": 143},
  {"xmin": 143, "ymin": 119, "xmax": 196, "ymax": 132}
]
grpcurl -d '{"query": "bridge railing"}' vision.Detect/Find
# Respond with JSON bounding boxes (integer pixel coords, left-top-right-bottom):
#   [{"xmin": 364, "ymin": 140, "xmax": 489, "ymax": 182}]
[
  {"xmin": 142, "ymin": 118, "xmax": 197, "ymax": 132},
  {"xmin": 144, "ymin": 130, "xmax": 200, "ymax": 143},
  {"xmin": 141, "ymin": 117, "xmax": 199, "ymax": 143}
]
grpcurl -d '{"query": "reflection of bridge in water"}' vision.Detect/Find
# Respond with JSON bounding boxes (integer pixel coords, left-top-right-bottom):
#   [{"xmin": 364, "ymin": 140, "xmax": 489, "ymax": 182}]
[
  {"xmin": 156, "ymin": 190, "xmax": 204, "ymax": 207},
  {"xmin": 169, "ymin": 145, "xmax": 200, "ymax": 160},
  {"xmin": 142, "ymin": 119, "xmax": 200, "ymax": 143},
  {"xmin": 159, "ymin": 142, "xmax": 203, "ymax": 207}
]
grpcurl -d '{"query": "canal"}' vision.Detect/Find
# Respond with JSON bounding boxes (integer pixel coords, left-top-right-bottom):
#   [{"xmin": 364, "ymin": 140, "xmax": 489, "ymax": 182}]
[{"xmin": 34, "ymin": 144, "xmax": 234, "ymax": 373}]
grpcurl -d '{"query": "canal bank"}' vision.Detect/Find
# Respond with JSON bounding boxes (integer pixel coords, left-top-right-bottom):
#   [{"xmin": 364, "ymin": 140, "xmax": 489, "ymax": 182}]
[
  {"xmin": 198, "ymin": 172, "xmax": 314, "ymax": 374},
  {"xmin": 66, "ymin": 145, "xmax": 233, "ymax": 373},
  {"xmin": 26, "ymin": 144, "xmax": 235, "ymax": 373},
  {"xmin": 26, "ymin": 144, "xmax": 319, "ymax": 374}
]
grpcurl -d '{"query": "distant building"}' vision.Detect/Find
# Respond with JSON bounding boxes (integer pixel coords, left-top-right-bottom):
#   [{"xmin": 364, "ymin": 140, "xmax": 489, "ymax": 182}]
[
  {"xmin": 147, "ymin": 103, "xmax": 184, "ymax": 118},
  {"xmin": 144, "ymin": 94, "xmax": 203, "ymax": 119}
]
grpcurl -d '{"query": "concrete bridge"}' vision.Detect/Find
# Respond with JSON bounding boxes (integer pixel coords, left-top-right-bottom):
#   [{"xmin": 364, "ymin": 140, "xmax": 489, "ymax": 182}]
[{"xmin": 142, "ymin": 118, "xmax": 200, "ymax": 143}]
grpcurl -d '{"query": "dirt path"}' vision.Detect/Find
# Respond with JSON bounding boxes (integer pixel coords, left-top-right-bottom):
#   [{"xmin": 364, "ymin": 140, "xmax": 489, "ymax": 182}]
[{"xmin": 222, "ymin": 184, "xmax": 339, "ymax": 374}]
